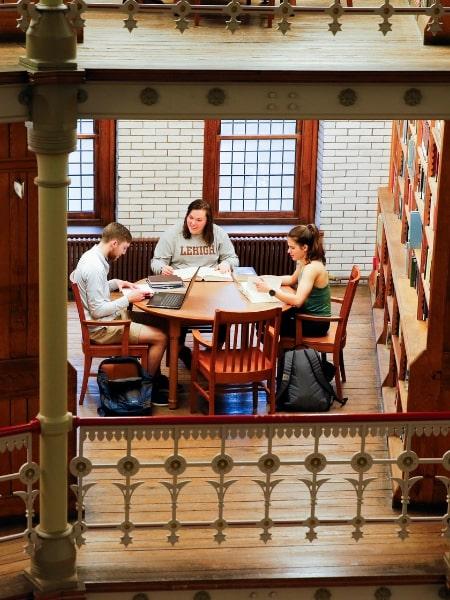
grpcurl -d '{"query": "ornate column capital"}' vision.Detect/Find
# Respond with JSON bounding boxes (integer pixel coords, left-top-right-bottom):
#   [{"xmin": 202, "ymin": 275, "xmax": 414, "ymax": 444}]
[{"xmin": 26, "ymin": 82, "xmax": 78, "ymax": 155}]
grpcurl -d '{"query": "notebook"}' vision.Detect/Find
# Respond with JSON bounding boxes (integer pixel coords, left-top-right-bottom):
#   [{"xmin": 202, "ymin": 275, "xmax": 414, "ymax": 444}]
[{"xmin": 146, "ymin": 267, "xmax": 199, "ymax": 309}]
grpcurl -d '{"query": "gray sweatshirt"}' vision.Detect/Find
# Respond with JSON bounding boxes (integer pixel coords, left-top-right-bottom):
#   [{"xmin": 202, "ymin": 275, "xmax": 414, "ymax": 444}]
[
  {"xmin": 151, "ymin": 223, "xmax": 239, "ymax": 274},
  {"xmin": 71, "ymin": 244, "xmax": 129, "ymax": 331}
]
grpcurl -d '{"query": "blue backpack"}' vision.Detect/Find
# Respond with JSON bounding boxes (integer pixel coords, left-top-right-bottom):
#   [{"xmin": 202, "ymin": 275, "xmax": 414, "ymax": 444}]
[{"xmin": 97, "ymin": 357, "xmax": 153, "ymax": 416}]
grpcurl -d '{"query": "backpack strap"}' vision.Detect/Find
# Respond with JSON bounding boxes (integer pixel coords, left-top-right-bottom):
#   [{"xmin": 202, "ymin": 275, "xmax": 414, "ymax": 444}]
[
  {"xmin": 304, "ymin": 349, "xmax": 348, "ymax": 407},
  {"xmin": 276, "ymin": 350, "xmax": 295, "ymax": 401}
]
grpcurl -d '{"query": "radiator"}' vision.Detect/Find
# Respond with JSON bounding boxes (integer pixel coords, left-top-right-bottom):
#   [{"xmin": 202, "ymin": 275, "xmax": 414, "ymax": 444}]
[{"xmin": 67, "ymin": 234, "xmax": 289, "ymax": 283}]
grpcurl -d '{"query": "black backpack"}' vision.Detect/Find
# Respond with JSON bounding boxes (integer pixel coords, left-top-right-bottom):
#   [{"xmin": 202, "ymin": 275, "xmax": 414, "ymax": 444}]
[
  {"xmin": 97, "ymin": 357, "xmax": 153, "ymax": 416},
  {"xmin": 276, "ymin": 348, "xmax": 347, "ymax": 412}
]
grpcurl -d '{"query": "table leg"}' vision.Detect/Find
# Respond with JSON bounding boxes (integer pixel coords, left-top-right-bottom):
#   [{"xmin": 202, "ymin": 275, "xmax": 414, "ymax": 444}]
[{"xmin": 168, "ymin": 320, "xmax": 180, "ymax": 410}]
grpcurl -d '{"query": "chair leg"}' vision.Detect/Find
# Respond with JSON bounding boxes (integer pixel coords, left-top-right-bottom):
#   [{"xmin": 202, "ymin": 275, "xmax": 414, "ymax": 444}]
[
  {"xmin": 333, "ymin": 352, "xmax": 343, "ymax": 400},
  {"xmin": 80, "ymin": 355, "xmax": 92, "ymax": 405},
  {"xmin": 268, "ymin": 376, "xmax": 276, "ymax": 414},
  {"xmin": 209, "ymin": 381, "xmax": 216, "ymax": 415},
  {"xmin": 252, "ymin": 382, "xmax": 259, "ymax": 415},
  {"xmin": 339, "ymin": 350, "xmax": 346, "ymax": 382}
]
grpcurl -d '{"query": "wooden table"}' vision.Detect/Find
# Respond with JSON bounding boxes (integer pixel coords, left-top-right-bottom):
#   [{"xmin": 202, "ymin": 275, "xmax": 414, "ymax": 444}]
[{"xmin": 134, "ymin": 280, "xmax": 288, "ymax": 409}]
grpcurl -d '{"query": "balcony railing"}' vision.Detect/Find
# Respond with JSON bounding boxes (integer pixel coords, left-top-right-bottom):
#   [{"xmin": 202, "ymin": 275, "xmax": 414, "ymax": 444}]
[
  {"xmin": 4, "ymin": 0, "xmax": 450, "ymax": 37},
  {"xmin": 0, "ymin": 420, "xmax": 40, "ymax": 553},
  {"xmin": 69, "ymin": 413, "xmax": 450, "ymax": 551}
]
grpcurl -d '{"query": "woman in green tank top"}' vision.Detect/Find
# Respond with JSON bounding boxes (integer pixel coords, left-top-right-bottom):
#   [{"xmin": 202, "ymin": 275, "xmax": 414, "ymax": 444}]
[{"xmin": 255, "ymin": 224, "xmax": 331, "ymax": 337}]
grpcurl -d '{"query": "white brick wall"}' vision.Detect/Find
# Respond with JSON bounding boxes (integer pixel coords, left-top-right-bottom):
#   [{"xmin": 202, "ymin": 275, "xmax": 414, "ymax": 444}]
[
  {"xmin": 117, "ymin": 119, "xmax": 392, "ymax": 275},
  {"xmin": 317, "ymin": 120, "xmax": 392, "ymax": 277},
  {"xmin": 117, "ymin": 120, "xmax": 204, "ymax": 237}
]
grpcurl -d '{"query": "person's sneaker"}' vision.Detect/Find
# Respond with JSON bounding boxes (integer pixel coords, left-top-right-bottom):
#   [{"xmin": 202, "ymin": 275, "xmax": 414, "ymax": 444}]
[
  {"xmin": 178, "ymin": 346, "xmax": 192, "ymax": 370},
  {"xmin": 151, "ymin": 390, "xmax": 169, "ymax": 407},
  {"xmin": 154, "ymin": 373, "xmax": 169, "ymax": 392}
]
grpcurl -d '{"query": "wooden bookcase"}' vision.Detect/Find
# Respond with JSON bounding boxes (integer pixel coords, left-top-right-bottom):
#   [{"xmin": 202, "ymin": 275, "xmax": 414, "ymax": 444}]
[{"xmin": 371, "ymin": 120, "xmax": 450, "ymax": 506}]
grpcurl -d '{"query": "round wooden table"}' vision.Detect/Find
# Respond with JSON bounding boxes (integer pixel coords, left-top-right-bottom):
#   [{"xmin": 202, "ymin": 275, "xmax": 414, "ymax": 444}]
[{"xmin": 134, "ymin": 280, "xmax": 288, "ymax": 409}]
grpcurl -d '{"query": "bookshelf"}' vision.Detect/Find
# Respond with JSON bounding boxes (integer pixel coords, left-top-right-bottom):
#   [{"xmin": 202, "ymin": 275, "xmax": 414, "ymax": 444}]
[{"xmin": 371, "ymin": 120, "xmax": 450, "ymax": 506}]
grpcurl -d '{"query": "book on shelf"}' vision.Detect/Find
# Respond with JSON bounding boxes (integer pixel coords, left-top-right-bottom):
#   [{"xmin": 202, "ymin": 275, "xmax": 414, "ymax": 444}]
[
  {"xmin": 409, "ymin": 255, "xmax": 418, "ymax": 288},
  {"xmin": 424, "ymin": 248, "xmax": 433, "ymax": 285},
  {"xmin": 407, "ymin": 137, "xmax": 416, "ymax": 173},
  {"xmin": 237, "ymin": 275, "xmax": 282, "ymax": 304},
  {"xmin": 408, "ymin": 210, "xmax": 423, "ymax": 249},
  {"xmin": 385, "ymin": 322, "xmax": 392, "ymax": 349},
  {"xmin": 421, "ymin": 120, "xmax": 430, "ymax": 155},
  {"xmin": 232, "ymin": 266, "xmax": 258, "ymax": 281},
  {"xmin": 173, "ymin": 266, "xmax": 233, "ymax": 282},
  {"xmin": 146, "ymin": 273, "xmax": 184, "ymax": 289},
  {"xmin": 401, "ymin": 120, "xmax": 409, "ymax": 143}
]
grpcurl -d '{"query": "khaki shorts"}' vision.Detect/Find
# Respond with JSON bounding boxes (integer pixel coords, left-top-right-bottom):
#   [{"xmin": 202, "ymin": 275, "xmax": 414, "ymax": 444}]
[{"xmin": 89, "ymin": 310, "xmax": 146, "ymax": 345}]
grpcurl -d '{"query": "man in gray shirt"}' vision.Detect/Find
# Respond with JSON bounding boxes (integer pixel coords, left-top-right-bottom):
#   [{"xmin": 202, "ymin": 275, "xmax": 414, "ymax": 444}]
[{"xmin": 71, "ymin": 222, "xmax": 168, "ymax": 402}]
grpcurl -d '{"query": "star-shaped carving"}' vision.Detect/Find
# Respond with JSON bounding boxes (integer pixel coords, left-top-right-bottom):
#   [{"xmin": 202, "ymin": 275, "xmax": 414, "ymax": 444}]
[
  {"xmin": 378, "ymin": 20, "xmax": 392, "ymax": 35},
  {"xmin": 123, "ymin": 16, "xmax": 137, "ymax": 32},
  {"xmin": 277, "ymin": 19, "xmax": 291, "ymax": 35},
  {"xmin": 305, "ymin": 529, "xmax": 318, "ymax": 542},
  {"xmin": 328, "ymin": 20, "xmax": 342, "ymax": 35},
  {"xmin": 175, "ymin": 17, "xmax": 190, "ymax": 33},
  {"xmin": 225, "ymin": 18, "xmax": 241, "ymax": 33}
]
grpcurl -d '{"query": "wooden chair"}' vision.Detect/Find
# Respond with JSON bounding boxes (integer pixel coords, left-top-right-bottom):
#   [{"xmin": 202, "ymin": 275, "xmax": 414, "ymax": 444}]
[
  {"xmin": 71, "ymin": 281, "xmax": 149, "ymax": 405},
  {"xmin": 190, "ymin": 306, "xmax": 282, "ymax": 415},
  {"xmin": 279, "ymin": 265, "xmax": 361, "ymax": 401}
]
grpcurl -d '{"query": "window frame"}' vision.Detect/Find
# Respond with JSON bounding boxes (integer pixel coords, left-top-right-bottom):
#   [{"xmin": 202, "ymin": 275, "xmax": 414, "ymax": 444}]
[
  {"xmin": 67, "ymin": 120, "xmax": 116, "ymax": 227},
  {"xmin": 202, "ymin": 119, "xmax": 318, "ymax": 225}
]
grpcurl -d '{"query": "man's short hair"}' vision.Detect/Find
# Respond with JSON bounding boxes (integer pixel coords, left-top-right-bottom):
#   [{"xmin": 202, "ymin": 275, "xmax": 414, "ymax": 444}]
[{"xmin": 101, "ymin": 222, "xmax": 132, "ymax": 244}]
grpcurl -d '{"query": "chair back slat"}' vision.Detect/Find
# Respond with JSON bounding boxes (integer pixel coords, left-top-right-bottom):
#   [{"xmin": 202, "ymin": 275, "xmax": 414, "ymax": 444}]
[
  {"xmin": 337, "ymin": 265, "xmax": 361, "ymax": 340},
  {"xmin": 213, "ymin": 307, "xmax": 282, "ymax": 374}
]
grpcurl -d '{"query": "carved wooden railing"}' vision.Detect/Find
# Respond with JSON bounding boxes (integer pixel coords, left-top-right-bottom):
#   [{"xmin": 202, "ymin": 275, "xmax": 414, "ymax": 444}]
[
  {"xmin": 70, "ymin": 413, "xmax": 450, "ymax": 549},
  {"xmin": 0, "ymin": 420, "xmax": 40, "ymax": 552}
]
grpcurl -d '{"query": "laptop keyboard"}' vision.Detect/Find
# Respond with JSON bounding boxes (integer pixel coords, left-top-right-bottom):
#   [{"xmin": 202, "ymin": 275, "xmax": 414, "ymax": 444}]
[{"xmin": 149, "ymin": 293, "xmax": 182, "ymax": 308}]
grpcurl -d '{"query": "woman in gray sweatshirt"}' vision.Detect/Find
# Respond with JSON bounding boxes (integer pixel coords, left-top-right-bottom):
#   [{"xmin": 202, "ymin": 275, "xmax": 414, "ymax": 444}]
[
  {"xmin": 151, "ymin": 199, "xmax": 239, "ymax": 275},
  {"xmin": 150, "ymin": 199, "xmax": 238, "ymax": 367}
]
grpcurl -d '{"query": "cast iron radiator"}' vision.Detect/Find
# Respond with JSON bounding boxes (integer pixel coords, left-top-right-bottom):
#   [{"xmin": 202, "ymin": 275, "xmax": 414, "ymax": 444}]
[{"xmin": 67, "ymin": 233, "xmax": 290, "ymax": 283}]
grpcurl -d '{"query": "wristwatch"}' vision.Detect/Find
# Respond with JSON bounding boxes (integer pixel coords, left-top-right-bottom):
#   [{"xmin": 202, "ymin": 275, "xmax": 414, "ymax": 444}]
[{"xmin": 268, "ymin": 289, "xmax": 276, "ymax": 297}]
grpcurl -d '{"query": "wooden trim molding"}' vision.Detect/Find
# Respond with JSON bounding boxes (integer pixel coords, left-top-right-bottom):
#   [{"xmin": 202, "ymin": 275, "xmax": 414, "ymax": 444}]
[{"xmin": 68, "ymin": 119, "xmax": 116, "ymax": 227}]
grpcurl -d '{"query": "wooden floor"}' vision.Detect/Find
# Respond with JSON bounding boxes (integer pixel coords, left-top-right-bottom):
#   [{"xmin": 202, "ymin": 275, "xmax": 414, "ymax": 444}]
[
  {"xmin": 71, "ymin": 284, "xmax": 382, "ymax": 417},
  {"xmin": 0, "ymin": 285, "xmax": 448, "ymax": 597}
]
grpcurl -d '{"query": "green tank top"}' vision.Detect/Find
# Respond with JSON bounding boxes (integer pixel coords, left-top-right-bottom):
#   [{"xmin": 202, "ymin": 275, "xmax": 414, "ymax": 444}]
[{"xmin": 298, "ymin": 270, "xmax": 331, "ymax": 317}]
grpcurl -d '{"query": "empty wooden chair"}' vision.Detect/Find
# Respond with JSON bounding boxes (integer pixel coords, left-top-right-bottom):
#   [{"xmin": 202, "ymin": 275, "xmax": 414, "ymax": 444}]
[
  {"xmin": 71, "ymin": 280, "xmax": 149, "ymax": 405},
  {"xmin": 279, "ymin": 265, "xmax": 361, "ymax": 401},
  {"xmin": 190, "ymin": 306, "xmax": 282, "ymax": 415}
]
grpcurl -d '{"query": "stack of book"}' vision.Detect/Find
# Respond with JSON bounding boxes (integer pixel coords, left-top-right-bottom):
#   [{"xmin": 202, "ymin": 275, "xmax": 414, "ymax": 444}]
[{"xmin": 146, "ymin": 274, "xmax": 184, "ymax": 289}]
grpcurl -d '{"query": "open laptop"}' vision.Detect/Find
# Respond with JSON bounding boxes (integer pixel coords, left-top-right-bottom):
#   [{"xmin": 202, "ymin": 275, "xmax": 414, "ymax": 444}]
[{"xmin": 146, "ymin": 267, "xmax": 199, "ymax": 309}]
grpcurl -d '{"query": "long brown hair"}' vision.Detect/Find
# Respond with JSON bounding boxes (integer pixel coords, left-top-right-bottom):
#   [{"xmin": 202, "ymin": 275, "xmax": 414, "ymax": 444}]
[
  {"xmin": 182, "ymin": 199, "xmax": 214, "ymax": 246},
  {"xmin": 288, "ymin": 224, "xmax": 326, "ymax": 264}
]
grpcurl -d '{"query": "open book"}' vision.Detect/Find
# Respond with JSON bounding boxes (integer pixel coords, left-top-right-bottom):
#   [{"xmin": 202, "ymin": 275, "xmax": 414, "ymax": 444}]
[
  {"xmin": 237, "ymin": 275, "xmax": 282, "ymax": 304},
  {"xmin": 173, "ymin": 266, "xmax": 233, "ymax": 282}
]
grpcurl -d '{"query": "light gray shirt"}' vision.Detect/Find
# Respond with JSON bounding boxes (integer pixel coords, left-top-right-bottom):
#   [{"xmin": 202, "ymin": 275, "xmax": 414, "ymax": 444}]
[
  {"xmin": 151, "ymin": 223, "xmax": 239, "ymax": 274},
  {"xmin": 71, "ymin": 244, "xmax": 129, "ymax": 330}
]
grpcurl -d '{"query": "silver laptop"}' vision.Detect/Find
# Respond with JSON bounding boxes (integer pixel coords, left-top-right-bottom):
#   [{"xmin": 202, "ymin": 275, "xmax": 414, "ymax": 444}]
[{"xmin": 146, "ymin": 267, "xmax": 199, "ymax": 309}]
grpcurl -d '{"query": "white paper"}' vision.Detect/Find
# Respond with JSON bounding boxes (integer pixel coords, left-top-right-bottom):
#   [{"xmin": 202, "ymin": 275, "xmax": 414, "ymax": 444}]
[
  {"xmin": 121, "ymin": 283, "xmax": 152, "ymax": 297},
  {"xmin": 173, "ymin": 266, "xmax": 232, "ymax": 281}
]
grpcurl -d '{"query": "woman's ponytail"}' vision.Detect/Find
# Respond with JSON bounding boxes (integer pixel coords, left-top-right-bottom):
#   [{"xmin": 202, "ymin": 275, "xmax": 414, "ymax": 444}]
[{"xmin": 288, "ymin": 223, "xmax": 326, "ymax": 264}]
